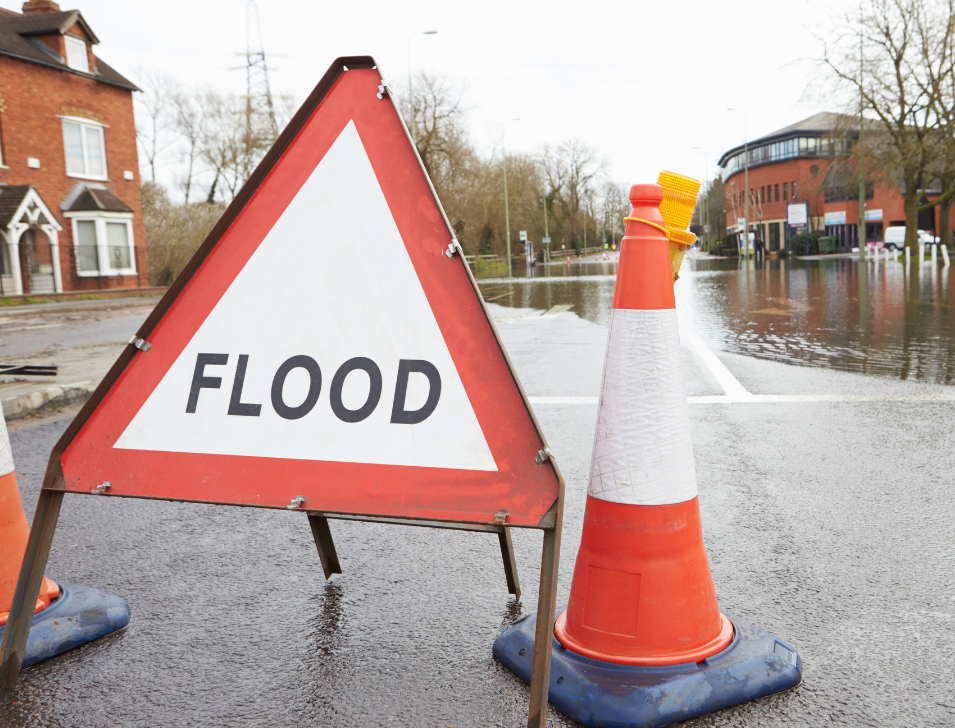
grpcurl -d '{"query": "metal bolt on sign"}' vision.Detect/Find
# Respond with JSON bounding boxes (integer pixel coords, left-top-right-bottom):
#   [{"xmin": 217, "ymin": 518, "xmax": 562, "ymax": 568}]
[{"xmin": 128, "ymin": 336, "xmax": 151, "ymax": 352}]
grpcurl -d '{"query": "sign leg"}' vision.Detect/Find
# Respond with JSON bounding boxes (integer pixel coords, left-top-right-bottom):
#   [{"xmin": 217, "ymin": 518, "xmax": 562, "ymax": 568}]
[
  {"xmin": 0, "ymin": 489, "xmax": 64, "ymax": 689},
  {"xmin": 497, "ymin": 527, "xmax": 521, "ymax": 600},
  {"xmin": 307, "ymin": 514, "xmax": 342, "ymax": 580},
  {"xmin": 526, "ymin": 525, "xmax": 560, "ymax": 728}
]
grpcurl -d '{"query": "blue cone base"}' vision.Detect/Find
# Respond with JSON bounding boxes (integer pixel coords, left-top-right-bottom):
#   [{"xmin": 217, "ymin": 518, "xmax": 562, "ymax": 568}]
[
  {"xmin": 0, "ymin": 582, "xmax": 131, "ymax": 668},
  {"xmin": 493, "ymin": 608, "xmax": 801, "ymax": 728}
]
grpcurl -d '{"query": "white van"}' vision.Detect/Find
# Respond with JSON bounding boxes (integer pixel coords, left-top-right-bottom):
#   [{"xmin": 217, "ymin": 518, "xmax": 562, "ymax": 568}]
[{"xmin": 883, "ymin": 226, "xmax": 939, "ymax": 250}]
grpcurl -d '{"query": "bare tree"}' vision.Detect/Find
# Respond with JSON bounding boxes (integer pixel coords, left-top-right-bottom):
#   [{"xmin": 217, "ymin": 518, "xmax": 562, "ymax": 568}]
[
  {"xmin": 170, "ymin": 88, "xmax": 210, "ymax": 204},
  {"xmin": 825, "ymin": 0, "xmax": 954, "ymax": 249},
  {"xmin": 198, "ymin": 91, "xmax": 277, "ymax": 202},
  {"xmin": 401, "ymin": 73, "xmax": 469, "ymax": 183},
  {"xmin": 912, "ymin": 1, "xmax": 955, "ymax": 244},
  {"xmin": 601, "ymin": 182, "xmax": 630, "ymax": 245},
  {"xmin": 696, "ymin": 177, "xmax": 727, "ymax": 246},
  {"xmin": 134, "ymin": 70, "xmax": 178, "ymax": 183},
  {"xmin": 541, "ymin": 140, "xmax": 604, "ymax": 250},
  {"xmin": 141, "ymin": 182, "xmax": 225, "ymax": 285}
]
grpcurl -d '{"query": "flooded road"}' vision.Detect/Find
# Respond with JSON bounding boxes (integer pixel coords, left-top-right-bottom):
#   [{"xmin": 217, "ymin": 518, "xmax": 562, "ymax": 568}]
[{"xmin": 477, "ymin": 254, "xmax": 955, "ymax": 385}]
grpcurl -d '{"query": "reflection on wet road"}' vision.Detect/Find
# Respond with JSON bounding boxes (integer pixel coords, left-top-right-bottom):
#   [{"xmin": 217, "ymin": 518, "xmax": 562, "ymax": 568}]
[{"xmin": 477, "ymin": 256, "xmax": 955, "ymax": 385}]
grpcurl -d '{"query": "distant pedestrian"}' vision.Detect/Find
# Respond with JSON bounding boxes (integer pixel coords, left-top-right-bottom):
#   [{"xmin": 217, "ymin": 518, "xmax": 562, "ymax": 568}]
[{"xmin": 754, "ymin": 237, "xmax": 765, "ymax": 261}]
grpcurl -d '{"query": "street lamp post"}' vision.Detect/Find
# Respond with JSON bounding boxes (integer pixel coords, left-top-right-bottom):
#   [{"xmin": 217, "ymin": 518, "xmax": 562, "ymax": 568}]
[
  {"xmin": 407, "ymin": 30, "xmax": 437, "ymax": 148},
  {"xmin": 542, "ymin": 192, "xmax": 549, "ymax": 262},
  {"xmin": 727, "ymin": 108, "xmax": 748, "ymax": 258},
  {"xmin": 502, "ymin": 118, "xmax": 520, "ymax": 277},
  {"xmin": 857, "ymin": 3, "xmax": 866, "ymax": 261}
]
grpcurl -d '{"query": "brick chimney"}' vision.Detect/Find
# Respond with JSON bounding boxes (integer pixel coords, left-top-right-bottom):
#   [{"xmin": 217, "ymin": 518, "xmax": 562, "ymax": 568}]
[{"xmin": 22, "ymin": 0, "xmax": 61, "ymax": 14}]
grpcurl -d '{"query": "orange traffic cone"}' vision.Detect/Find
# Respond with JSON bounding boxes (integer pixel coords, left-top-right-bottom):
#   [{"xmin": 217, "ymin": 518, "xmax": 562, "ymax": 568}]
[
  {"xmin": 553, "ymin": 183, "xmax": 732, "ymax": 664},
  {"xmin": 0, "ymin": 413, "xmax": 59, "ymax": 626},
  {"xmin": 0, "ymin": 410, "xmax": 130, "ymax": 670},
  {"xmin": 493, "ymin": 182, "xmax": 801, "ymax": 728}
]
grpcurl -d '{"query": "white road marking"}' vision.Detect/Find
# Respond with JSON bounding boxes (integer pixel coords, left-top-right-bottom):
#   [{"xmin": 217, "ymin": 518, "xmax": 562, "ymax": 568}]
[{"xmin": 686, "ymin": 332, "xmax": 752, "ymax": 400}]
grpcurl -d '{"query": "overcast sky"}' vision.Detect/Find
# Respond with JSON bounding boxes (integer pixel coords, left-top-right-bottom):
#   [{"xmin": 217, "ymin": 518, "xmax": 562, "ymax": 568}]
[{"xmin": 3, "ymin": 0, "xmax": 865, "ymax": 190}]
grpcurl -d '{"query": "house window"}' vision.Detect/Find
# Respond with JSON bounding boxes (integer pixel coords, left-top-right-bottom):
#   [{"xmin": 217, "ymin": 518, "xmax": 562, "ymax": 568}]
[
  {"xmin": 69, "ymin": 216, "xmax": 135, "ymax": 276},
  {"xmin": 774, "ymin": 184, "xmax": 780, "ymax": 202},
  {"xmin": 783, "ymin": 183, "xmax": 789, "ymax": 201},
  {"xmin": 792, "ymin": 181, "xmax": 797, "ymax": 198},
  {"xmin": 62, "ymin": 119, "xmax": 107, "ymax": 179},
  {"xmin": 64, "ymin": 36, "xmax": 89, "ymax": 73},
  {"xmin": 75, "ymin": 220, "xmax": 99, "ymax": 272}
]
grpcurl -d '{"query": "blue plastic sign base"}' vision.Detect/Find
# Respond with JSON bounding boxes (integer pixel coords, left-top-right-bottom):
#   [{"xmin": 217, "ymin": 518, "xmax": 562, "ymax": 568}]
[
  {"xmin": 0, "ymin": 582, "xmax": 130, "ymax": 668},
  {"xmin": 493, "ymin": 608, "xmax": 801, "ymax": 728}
]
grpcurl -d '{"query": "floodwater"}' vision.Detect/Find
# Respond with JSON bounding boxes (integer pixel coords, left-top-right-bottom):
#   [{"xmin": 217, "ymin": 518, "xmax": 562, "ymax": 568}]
[{"xmin": 476, "ymin": 254, "xmax": 955, "ymax": 385}]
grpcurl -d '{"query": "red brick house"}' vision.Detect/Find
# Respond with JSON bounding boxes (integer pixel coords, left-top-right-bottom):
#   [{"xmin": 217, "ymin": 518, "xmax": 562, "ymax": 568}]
[{"xmin": 0, "ymin": 0, "xmax": 146, "ymax": 296}]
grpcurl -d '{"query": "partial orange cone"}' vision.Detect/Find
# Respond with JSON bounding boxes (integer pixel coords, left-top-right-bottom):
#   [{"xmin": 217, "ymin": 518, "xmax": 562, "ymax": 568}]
[
  {"xmin": 553, "ymin": 183, "xmax": 732, "ymax": 665},
  {"xmin": 0, "ymin": 412, "xmax": 59, "ymax": 626}
]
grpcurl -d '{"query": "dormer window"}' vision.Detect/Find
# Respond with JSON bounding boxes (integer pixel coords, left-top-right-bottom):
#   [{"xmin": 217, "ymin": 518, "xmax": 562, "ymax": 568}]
[{"xmin": 64, "ymin": 35, "xmax": 88, "ymax": 73}]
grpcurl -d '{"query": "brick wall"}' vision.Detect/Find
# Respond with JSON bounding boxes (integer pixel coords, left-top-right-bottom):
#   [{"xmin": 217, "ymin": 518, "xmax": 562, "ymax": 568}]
[
  {"xmin": 724, "ymin": 155, "xmax": 953, "ymax": 241},
  {"xmin": 0, "ymin": 52, "xmax": 146, "ymax": 292}
]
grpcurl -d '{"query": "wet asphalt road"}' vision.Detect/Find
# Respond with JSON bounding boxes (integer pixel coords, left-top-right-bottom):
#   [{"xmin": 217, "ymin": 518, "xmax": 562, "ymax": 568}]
[
  {"xmin": 2, "ymin": 299, "xmax": 955, "ymax": 727},
  {"xmin": 0, "ymin": 299, "xmax": 158, "ymax": 358}
]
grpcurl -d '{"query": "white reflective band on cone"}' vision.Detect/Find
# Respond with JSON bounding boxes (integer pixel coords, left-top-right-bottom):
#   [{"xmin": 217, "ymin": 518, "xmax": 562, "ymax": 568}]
[
  {"xmin": 0, "ymin": 412, "xmax": 13, "ymax": 478},
  {"xmin": 588, "ymin": 308, "xmax": 697, "ymax": 505}
]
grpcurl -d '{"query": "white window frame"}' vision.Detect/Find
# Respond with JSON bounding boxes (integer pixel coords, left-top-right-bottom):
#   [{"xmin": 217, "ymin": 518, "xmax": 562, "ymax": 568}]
[
  {"xmin": 64, "ymin": 35, "xmax": 90, "ymax": 73},
  {"xmin": 61, "ymin": 116, "xmax": 108, "ymax": 181},
  {"xmin": 65, "ymin": 213, "xmax": 136, "ymax": 277}
]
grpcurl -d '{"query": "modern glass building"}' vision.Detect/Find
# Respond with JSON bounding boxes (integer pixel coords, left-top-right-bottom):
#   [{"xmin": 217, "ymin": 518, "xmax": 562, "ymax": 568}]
[{"xmin": 718, "ymin": 112, "xmax": 946, "ymax": 253}]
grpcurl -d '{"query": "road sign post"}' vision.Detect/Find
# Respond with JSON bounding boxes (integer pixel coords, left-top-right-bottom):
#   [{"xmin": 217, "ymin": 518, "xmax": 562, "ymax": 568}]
[{"xmin": 0, "ymin": 57, "xmax": 564, "ymax": 728}]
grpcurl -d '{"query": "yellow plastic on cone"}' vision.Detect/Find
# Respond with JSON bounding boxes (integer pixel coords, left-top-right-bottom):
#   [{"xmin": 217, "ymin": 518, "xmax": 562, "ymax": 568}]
[{"xmin": 657, "ymin": 171, "xmax": 701, "ymax": 282}]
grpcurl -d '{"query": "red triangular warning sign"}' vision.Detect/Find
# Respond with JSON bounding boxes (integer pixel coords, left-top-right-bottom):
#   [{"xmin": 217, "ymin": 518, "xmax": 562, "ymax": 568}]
[{"xmin": 58, "ymin": 57, "xmax": 560, "ymax": 527}]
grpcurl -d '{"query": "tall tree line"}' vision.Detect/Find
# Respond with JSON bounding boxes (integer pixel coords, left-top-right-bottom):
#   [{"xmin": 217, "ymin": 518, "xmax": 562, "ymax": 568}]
[
  {"xmin": 402, "ymin": 73, "xmax": 623, "ymax": 257},
  {"xmin": 135, "ymin": 71, "xmax": 628, "ymax": 285}
]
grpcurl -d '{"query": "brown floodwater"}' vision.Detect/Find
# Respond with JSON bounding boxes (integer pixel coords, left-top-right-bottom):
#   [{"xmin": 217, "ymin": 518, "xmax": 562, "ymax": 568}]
[{"xmin": 476, "ymin": 254, "xmax": 955, "ymax": 385}]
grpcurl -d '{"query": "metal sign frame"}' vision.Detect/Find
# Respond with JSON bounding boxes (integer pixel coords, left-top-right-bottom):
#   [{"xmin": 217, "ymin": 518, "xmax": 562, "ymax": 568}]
[{"xmin": 0, "ymin": 56, "xmax": 564, "ymax": 728}]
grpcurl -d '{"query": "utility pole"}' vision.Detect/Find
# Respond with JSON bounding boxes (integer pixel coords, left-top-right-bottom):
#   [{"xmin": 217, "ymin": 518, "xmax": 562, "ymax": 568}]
[
  {"xmin": 501, "ymin": 118, "xmax": 520, "ymax": 277},
  {"xmin": 234, "ymin": 0, "xmax": 277, "ymax": 137},
  {"xmin": 542, "ymin": 192, "xmax": 549, "ymax": 262},
  {"xmin": 503, "ymin": 153, "xmax": 511, "ymax": 276},
  {"xmin": 743, "ymin": 126, "xmax": 749, "ymax": 258}
]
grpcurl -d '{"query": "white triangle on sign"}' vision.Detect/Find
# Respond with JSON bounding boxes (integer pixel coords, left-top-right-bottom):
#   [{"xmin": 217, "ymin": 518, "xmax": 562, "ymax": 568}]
[{"xmin": 116, "ymin": 121, "xmax": 497, "ymax": 472}]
